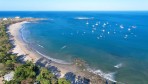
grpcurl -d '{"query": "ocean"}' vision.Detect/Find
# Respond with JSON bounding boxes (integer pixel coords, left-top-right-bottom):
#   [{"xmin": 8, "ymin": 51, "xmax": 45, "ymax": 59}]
[{"xmin": 1, "ymin": 11, "xmax": 148, "ymax": 84}]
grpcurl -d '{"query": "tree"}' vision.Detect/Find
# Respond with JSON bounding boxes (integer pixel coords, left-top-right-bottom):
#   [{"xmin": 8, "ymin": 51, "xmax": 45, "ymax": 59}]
[
  {"xmin": 58, "ymin": 78, "xmax": 70, "ymax": 84},
  {"xmin": 36, "ymin": 68, "xmax": 57, "ymax": 84},
  {"xmin": 14, "ymin": 61, "xmax": 38, "ymax": 82}
]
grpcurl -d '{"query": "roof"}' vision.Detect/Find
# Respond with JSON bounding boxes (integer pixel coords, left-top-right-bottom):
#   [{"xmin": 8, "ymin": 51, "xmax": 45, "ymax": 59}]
[{"xmin": 4, "ymin": 72, "xmax": 14, "ymax": 81}]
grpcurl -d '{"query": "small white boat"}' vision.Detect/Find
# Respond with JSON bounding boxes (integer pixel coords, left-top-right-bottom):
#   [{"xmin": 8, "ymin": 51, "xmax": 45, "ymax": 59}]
[
  {"xmin": 120, "ymin": 25, "xmax": 124, "ymax": 29},
  {"xmin": 108, "ymin": 32, "xmax": 110, "ymax": 34},
  {"xmin": 102, "ymin": 29, "xmax": 105, "ymax": 32},
  {"xmin": 97, "ymin": 37, "xmax": 100, "ymax": 39},
  {"xmin": 86, "ymin": 21, "xmax": 89, "ymax": 25},
  {"xmin": 92, "ymin": 25, "xmax": 95, "ymax": 27},
  {"xmin": 103, "ymin": 23, "xmax": 106, "ymax": 26},
  {"xmin": 95, "ymin": 22, "xmax": 99, "ymax": 26},
  {"xmin": 128, "ymin": 28, "xmax": 131, "ymax": 31},
  {"xmin": 132, "ymin": 26, "xmax": 137, "ymax": 28}
]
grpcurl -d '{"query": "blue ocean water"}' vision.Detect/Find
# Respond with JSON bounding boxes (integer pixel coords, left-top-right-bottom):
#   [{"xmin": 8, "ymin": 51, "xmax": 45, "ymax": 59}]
[{"xmin": 1, "ymin": 11, "xmax": 148, "ymax": 84}]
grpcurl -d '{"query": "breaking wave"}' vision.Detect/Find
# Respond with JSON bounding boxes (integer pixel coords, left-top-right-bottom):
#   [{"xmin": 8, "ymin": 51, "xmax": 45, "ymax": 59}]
[
  {"xmin": 37, "ymin": 44, "xmax": 44, "ymax": 48},
  {"xmin": 35, "ymin": 50, "xmax": 71, "ymax": 64},
  {"xmin": 114, "ymin": 63, "xmax": 123, "ymax": 69},
  {"xmin": 20, "ymin": 24, "xmax": 30, "ymax": 43},
  {"xmin": 88, "ymin": 68, "xmax": 117, "ymax": 82}
]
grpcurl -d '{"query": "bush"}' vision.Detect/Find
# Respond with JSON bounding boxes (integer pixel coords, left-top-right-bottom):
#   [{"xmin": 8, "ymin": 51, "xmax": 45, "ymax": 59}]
[
  {"xmin": 36, "ymin": 68, "xmax": 58, "ymax": 84},
  {"xmin": 58, "ymin": 78, "xmax": 70, "ymax": 84},
  {"xmin": 13, "ymin": 61, "xmax": 38, "ymax": 82}
]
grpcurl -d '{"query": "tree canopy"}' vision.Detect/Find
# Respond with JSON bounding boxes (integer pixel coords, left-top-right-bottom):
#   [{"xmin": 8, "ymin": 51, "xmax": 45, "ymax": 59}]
[{"xmin": 36, "ymin": 68, "xmax": 57, "ymax": 84}]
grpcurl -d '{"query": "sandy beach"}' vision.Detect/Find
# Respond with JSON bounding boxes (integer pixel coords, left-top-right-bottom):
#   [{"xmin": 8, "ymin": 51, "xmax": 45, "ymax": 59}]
[
  {"xmin": 8, "ymin": 21, "xmax": 81, "ymax": 76},
  {"xmin": 8, "ymin": 21, "xmax": 105, "ymax": 84},
  {"xmin": 8, "ymin": 21, "xmax": 39, "ymax": 62}
]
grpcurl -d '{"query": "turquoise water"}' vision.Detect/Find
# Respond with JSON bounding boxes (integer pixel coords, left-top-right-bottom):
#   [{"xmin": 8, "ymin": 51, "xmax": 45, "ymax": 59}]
[{"xmin": 1, "ymin": 11, "xmax": 148, "ymax": 84}]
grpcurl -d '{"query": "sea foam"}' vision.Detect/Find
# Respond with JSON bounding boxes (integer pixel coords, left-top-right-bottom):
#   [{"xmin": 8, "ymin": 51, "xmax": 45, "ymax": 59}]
[
  {"xmin": 114, "ymin": 63, "xmax": 123, "ymax": 69},
  {"xmin": 35, "ymin": 50, "xmax": 71, "ymax": 64},
  {"xmin": 88, "ymin": 68, "xmax": 117, "ymax": 82},
  {"xmin": 37, "ymin": 44, "xmax": 44, "ymax": 48},
  {"xmin": 61, "ymin": 45, "xmax": 67, "ymax": 50},
  {"xmin": 20, "ymin": 24, "xmax": 30, "ymax": 43}
]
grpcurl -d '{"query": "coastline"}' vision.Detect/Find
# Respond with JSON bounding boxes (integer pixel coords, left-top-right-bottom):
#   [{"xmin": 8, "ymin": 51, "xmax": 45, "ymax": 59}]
[
  {"xmin": 8, "ymin": 21, "xmax": 77, "ymax": 76},
  {"xmin": 8, "ymin": 20, "xmax": 107, "ymax": 84},
  {"xmin": 1, "ymin": 11, "xmax": 147, "ymax": 84},
  {"xmin": 8, "ymin": 21, "xmax": 40, "ymax": 62}
]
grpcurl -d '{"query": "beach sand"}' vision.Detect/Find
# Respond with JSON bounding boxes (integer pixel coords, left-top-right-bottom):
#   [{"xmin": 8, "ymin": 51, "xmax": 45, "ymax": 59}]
[
  {"xmin": 8, "ymin": 21, "xmax": 39, "ymax": 62},
  {"xmin": 8, "ymin": 21, "xmax": 105, "ymax": 84}
]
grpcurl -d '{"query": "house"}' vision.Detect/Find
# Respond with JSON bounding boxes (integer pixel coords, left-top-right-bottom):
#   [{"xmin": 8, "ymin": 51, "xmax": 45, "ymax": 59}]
[
  {"xmin": 4, "ymin": 72, "xmax": 14, "ymax": 81},
  {"xmin": 3, "ymin": 18, "xmax": 7, "ymax": 21}
]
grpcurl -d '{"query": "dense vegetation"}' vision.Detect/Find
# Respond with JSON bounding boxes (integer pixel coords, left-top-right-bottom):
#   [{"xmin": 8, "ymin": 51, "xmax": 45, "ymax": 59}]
[
  {"xmin": 0, "ymin": 22, "xmax": 17, "ymax": 76},
  {"xmin": 0, "ymin": 20, "xmax": 70, "ymax": 84}
]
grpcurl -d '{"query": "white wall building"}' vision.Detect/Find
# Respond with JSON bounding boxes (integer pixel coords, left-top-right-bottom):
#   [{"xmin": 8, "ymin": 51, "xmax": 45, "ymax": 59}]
[
  {"xmin": 3, "ymin": 18, "xmax": 7, "ymax": 21},
  {"xmin": 4, "ymin": 72, "xmax": 14, "ymax": 81}
]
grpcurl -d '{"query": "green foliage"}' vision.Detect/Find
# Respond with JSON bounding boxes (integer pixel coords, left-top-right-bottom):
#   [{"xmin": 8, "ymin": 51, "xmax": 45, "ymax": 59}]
[
  {"xmin": 5, "ymin": 80, "xmax": 20, "ymax": 84},
  {"xmin": 0, "ymin": 23, "xmax": 16, "ymax": 64},
  {"xmin": 0, "ymin": 22, "xmax": 17, "ymax": 76},
  {"xmin": 58, "ymin": 78, "xmax": 70, "ymax": 84},
  {"xmin": 13, "ymin": 61, "xmax": 38, "ymax": 82},
  {"xmin": 36, "ymin": 68, "xmax": 58, "ymax": 84}
]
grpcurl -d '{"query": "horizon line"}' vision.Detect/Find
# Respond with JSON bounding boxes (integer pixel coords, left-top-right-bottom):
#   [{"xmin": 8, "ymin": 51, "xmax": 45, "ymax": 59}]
[{"xmin": 0, "ymin": 10, "xmax": 148, "ymax": 12}]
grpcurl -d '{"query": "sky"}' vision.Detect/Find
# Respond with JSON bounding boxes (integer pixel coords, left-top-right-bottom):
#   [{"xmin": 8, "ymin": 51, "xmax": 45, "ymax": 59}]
[{"xmin": 0, "ymin": 0, "xmax": 148, "ymax": 11}]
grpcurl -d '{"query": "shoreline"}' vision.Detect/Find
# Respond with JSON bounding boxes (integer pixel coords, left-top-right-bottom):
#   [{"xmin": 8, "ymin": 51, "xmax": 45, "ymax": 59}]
[
  {"xmin": 8, "ymin": 21, "xmax": 78, "ymax": 76},
  {"xmin": 8, "ymin": 20, "xmax": 109, "ymax": 84},
  {"xmin": 8, "ymin": 21, "xmax": 40, "ymax": 62}
]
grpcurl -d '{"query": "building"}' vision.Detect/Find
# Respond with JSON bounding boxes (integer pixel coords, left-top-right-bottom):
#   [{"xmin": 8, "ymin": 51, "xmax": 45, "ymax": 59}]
[
  {"xmin": 3, "ymin": 18, "xmax": 7, "ymax": 21},
  {"xmin": 4, "ymin": 72, "xmax": 14, "ymax": 81}
]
